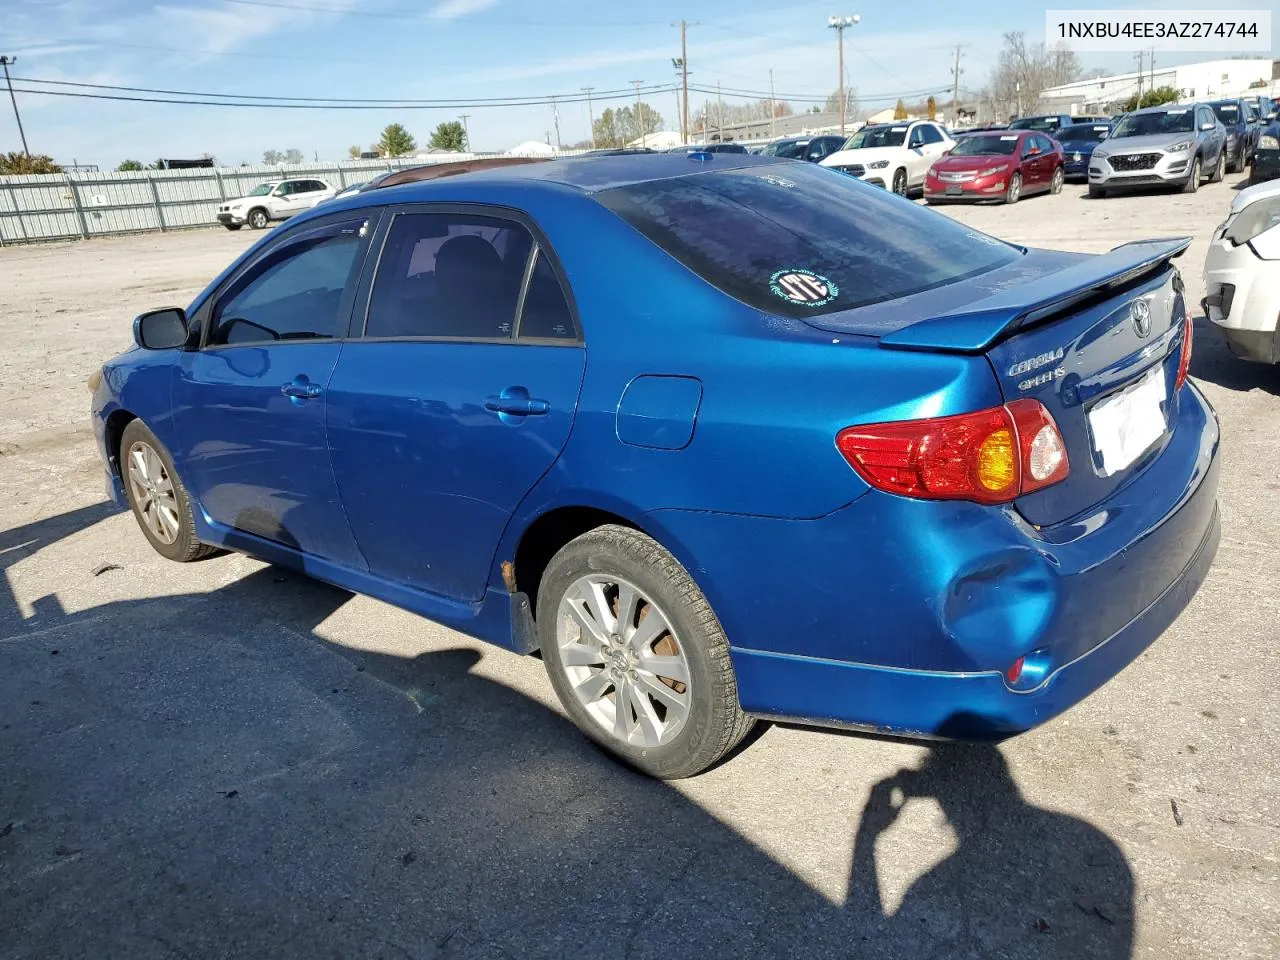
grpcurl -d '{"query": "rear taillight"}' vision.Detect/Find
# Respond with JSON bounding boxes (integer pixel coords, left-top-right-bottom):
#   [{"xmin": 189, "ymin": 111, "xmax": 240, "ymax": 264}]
[
  {"xmin": 836, "ymin": 399, "xmax": 1069, "ymax": 505},
  {"xmin": 1175, "ymin": 313, "xmax": 1193, "ymax": 391}
]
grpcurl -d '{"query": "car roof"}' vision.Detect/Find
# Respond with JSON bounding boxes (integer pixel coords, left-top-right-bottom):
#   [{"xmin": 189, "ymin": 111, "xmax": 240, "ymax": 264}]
[{"xmin": 1129, "ymin": 102, "xmax": 1203, "ymax": 114}]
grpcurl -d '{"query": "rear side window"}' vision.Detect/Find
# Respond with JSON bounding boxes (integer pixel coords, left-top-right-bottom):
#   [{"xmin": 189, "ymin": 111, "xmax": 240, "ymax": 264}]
[
  {"xmin": 364, "ymin": 212, "xmax": 573, "ymax": 341},
  {"xmin": 597, "ymin": 164, "xmax": 1020, "ymax": 318}
]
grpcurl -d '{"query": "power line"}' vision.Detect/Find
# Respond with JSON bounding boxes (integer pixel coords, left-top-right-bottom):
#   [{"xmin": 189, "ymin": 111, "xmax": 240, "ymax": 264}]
[{"xmin": 11, "ymin": 74, "xmax": 669, "ymax": 105}]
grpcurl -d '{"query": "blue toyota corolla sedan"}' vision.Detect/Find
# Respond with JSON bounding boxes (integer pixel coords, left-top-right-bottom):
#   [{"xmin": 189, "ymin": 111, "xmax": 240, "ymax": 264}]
[{"xmin": 91, "ymin": 153, "xmax": 1220, "ymax": 778}]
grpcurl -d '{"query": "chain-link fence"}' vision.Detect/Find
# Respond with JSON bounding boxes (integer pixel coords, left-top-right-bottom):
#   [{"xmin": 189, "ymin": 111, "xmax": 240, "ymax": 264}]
[{"xmin": 0, "ymin": 152, "xmax": 585, "ymax": 245}]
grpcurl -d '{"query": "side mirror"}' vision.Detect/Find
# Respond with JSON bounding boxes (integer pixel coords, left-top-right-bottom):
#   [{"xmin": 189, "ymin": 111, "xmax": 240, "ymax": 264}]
[
  {"xmin": 942, "ymin": 148, "xmax": 951, "ymax": 156},
  {"xmin": 1267, "ymin": 112, "xmax": 1277, "ymax": 123},
  {"xmin": 1200, "ymin": 122, "xmax": 1216, "ymax": 131},
  {"xmin": 133, "ymin": 308, "xmax": 189, "ymax": 350}
]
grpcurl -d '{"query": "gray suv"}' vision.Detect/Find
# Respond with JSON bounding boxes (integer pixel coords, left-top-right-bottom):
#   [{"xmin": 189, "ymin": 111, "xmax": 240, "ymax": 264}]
[{"xmin": 1088, "ymin": 103, "xmax": 1226, "ymax": 197}]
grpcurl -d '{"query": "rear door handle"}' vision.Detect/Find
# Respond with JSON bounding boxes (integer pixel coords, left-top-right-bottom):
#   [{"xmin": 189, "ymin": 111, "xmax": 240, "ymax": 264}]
[
  {"xmin": 485, "ymin": 386, "xmax": 550, "ymax": 417},
  {"xmin": 281, "ymin": 378, "xmax": 323, "ymax": 400}
]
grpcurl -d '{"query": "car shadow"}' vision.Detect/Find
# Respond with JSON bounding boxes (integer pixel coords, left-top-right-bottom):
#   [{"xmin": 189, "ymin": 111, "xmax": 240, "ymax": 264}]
[
  {"xmin": 0, "ymin": 505, "xmax": 1136, "ymax": 959},
  {"xmin": 1188, "ymin": 313, "xmax": 1280, "ymax": 395}
]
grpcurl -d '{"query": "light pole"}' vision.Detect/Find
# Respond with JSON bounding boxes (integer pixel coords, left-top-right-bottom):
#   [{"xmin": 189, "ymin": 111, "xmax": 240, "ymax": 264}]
[
  {"xmin": 0, "ymin": 55, "xmax": 29, "ymax": 157},
  {"xmin": 826, "ymin": 15, "xmax": 860, "ymax": 136},
  {"xmin": 581, "ymin": 87, "xmax": 596, "ymax": 149},
  {"xmin": 631, "ymin": 79, "xmax": 645, "ymax": 149}
]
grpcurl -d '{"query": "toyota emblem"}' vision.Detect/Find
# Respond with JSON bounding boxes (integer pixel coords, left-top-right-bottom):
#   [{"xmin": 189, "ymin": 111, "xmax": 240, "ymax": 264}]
[{"xmin": 1130, "ymin": 298, "xmax": 1152, "ymax": 338}]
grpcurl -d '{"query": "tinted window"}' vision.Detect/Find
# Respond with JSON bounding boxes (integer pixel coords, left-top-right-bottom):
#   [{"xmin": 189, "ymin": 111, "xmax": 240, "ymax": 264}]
[
  {"xmin": 844, "ymin": 125, "xmax": 908, "ymax": 149},
  {"xmin": 772, "ymin": 140, "xmax": 809, "ymax": 159},
  {"xmin": 1033, "ymin": 135, "xmax": 1055, "ymax": 153},
  {"xmin": 1057, "ymin": 124, "xmax": 1109, "ymax": 142},
  {"xmin": 211, "ymin": 223, "xmax": 364, "ymax": 345},
  {"xmin": 1113, "ymin": 109, "xmax": 1195, "ymax": 137},
  {"xmin": 1010, "ymin": 116, "xmax": 1062, "ymax": 132},
  {"xmin": 597, "ymin": 164, "xmax": 1020, "ymax": 319},
  {"xmin": 918, "ymin": 125, "xmax": 944, "ymax": 145},
  {"xmin": 950, "ymin": 134, "xmax": 1020, "ymax": 156},
  {"xmin": 1211, "ymin": 103, "xmax": 1241, "ymax": 124},
  {"xmin": 365, "ymin": 213, "xmax": 533, "ymax": 339},
  {"xmin": 518, "ymin": 251, "xmax": 575, "ymax": 340}
]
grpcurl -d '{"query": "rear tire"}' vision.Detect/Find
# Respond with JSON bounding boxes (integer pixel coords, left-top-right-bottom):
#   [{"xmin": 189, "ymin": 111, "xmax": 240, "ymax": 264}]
[
  {"xmin": 537, "ymin": 524, "xmax": 755, "ymax": 779},
  {"xmin": 1182, "ymin": 156, "xmax": 1201, "ymax": 193},
  {"xmin": 1209, "ymin": 149, "xmax": 1225, "ymax": 183},
  {"xmin": 1088, "ymin": 184, "xmax": 1108, "ymax": 199},
  {"xmin": 1049, "ymin": 166, "xmax": 1064, "ymax": 195},
  {"xmin": 891, "ymin": 168, "xmax": 908, "ymax": 196},
  {"xmin": 120, "ymin": 420, "xmax": 217, "ymax": 563},
  {"xmin": 1004, "ymin": 172, "xmax": 1022, "ymax": 204}
]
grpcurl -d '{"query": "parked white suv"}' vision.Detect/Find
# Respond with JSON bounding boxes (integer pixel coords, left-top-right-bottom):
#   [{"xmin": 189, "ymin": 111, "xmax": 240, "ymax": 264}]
[
  {"xmin": 216, "ymin": 178, "xmax": 336, "ymax": 230},
  {"xmin": 819, "ymin": 120, "xmax": 954, "ymax": 195}
]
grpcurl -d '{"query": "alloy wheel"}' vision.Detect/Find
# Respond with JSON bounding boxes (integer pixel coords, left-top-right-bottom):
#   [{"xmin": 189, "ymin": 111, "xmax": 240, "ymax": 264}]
[
  {"xmin": 1050, "ymin": 167, "xmax": 1064, "ymax": 194},
  {"xmin": 127, "ymin": 441, "xmax": 180, "ymax": 545},
  {"xmin": 556, "ymin": 574, "xmax": 692, "ymax": 749},
  {"xmin": 892, "ymin": 169, "xmax": 907, "ymax": 195}
]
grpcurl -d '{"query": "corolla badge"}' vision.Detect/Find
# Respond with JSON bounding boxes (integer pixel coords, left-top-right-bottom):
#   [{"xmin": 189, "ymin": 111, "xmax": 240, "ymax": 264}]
[
  {"xmin": 1130, "ymin": 298, "xmax": 1152, "ymax": 338},
  {"xmin": 1008, "ymin": 347, "xmax": 1066, "ymax": 392}
]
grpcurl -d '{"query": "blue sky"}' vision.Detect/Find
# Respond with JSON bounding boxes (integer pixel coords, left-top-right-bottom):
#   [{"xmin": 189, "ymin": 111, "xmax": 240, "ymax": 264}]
[{"xmin": 1, "ymin": 0, "xmax": 1275, "ymax": 166}]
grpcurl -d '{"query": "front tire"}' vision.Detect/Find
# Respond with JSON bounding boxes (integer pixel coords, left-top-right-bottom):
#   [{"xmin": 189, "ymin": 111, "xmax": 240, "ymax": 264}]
[
  {"xmin": 891, "ymin": 168, "xmax": 907, "ymax": 196},
  {"xmin": 1209, "ymin": 148, "xmax": 1225, "ymax": 183},
  {"xmin": 1049, "ymin": 165, "xmax": 1064, "ymax": 195},
  {"xmin": 248, "ymin": 208, "xmax": 270, "ymax": 230},
  {"xmin": 1004, "ymin": 172, "xmax": 1022, "ymax": 204},
  {"xmin": 1182, "ymin": 156, "xmax": 1201, "ymax": 193},
  {"xmin": 223, "ymin": 223, "xmax": 242, "ymax": 231},
  {"xmin": 537, "ymin": 525, "xmax": 754, "ymax": 779},
  {"xmin": 120, "ymin": 420, "xmax": 217, "ymax": 563},
  {"xmin": 1088, "ymin": 184, "xmax": 1108, "ymax": 199}
]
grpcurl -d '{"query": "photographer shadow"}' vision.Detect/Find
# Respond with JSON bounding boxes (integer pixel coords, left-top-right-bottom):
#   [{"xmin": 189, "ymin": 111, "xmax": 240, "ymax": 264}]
[{"xmin": 843, "ymin": 714, "xmax": 1134, "ymax": 959}]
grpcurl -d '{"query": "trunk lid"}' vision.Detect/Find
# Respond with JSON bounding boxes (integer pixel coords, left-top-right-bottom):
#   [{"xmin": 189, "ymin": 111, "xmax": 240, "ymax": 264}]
[{"xmin": 807, "ymin": 237, "xmax": 1192, "ymax": 527}]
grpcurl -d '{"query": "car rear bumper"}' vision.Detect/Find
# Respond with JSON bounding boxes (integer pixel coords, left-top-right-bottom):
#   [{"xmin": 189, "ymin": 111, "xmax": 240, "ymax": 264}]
[
  {"xmin": 1252, "ymin": 149, "xmax": 1280, "ymax": 183},
  {"xmin": 652, "ymin": 381, "xmax": 1220, "ymax": 737}
]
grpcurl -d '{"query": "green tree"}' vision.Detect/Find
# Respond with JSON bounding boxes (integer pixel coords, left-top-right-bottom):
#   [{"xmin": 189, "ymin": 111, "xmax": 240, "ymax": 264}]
[
  {"xmin": 428, "ymin": 120, "xmax": 466, "ymax": 152},
  {"xmin": 284, "ymin": 148, "xmax": 304, "ymax": 164},
  {"xmin": 617, "ymin": 103, "xmax": 663, "ymax": 143},
  {"xmin": 893, "ymin": 99, "xmax": 909, "ymax": 120},
  {"xmin": 377, "ymin": 123, "xmax": 417, "ymax": 157},
  {"xmin": 116, "ymin": 159, "xmax": 145, "ymax": 171},
  {"xmin": 0, "ymin": 152, "xmax": 62, "ymax": 174},
  {"xmin": 1121, "ymin": 85, "xmax": 1181, "ymax": 112},
  {"xmin": 150, "ymin": 159, "xmax": 167, "ymax": 170},
  {"xmin": 592, "ymin": 108, "xmax": 625, "ymax": 148},
  {"xmin": 926, "ymin": 95, "xmax": 937, "ymax": 120},
  {"xmin": 347, "ymin": 144, "xmax": 362, "ymax": 159}
]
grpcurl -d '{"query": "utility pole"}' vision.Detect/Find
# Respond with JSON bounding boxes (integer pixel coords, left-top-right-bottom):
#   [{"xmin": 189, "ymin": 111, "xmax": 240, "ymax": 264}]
[
  {"xmin": 949, "ymin": 44, "xmax": 967, "ymax": 127},
  {"xmin": 550, "ymin": 96, "xmax": 561, "ymax": 151},
  {"xmin": 769, "ymin": 68, "xmax": 777, "ymax": 140},
  {"xmin": 671, "ymin": 20, "xmax": 695, "ymax": 146},
  {"xmin": 0, "ymin": 56, "xmax": 29, "ymax": 157},
  {"xmin": 827, "ymin": 15, "xmax": 860, "ymax": 136},
  {"xmin": 459, "ymin": 114, "xmax": 471, "ymax": 152},
  {"xmin": 631, "ymin": 80, "xmax": 645, "ymax": 149},
  {"xmin": 716, "ymin": 81, "xmax": 724, "ymax": 142},
  {"xmin": 1149, "ymin": 48, "xmax": 1156, "ymax": 92},
  {"xmin": 580, "ymin": 88, "xmax": 595, "ymax": 149},
  {"xmin": 1134, "ymin": 50, "xmax": 1144, "ymax": 102}
]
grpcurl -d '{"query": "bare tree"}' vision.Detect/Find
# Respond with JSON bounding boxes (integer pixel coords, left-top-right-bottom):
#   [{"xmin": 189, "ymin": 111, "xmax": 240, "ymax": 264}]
[{"xmin": 986, "ymin": 32, "xmax": 1082, "ymax": 119}]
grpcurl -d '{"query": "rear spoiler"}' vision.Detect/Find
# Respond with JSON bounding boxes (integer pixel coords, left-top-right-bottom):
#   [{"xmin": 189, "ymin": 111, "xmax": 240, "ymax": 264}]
[{"xmin": 879, "ymin": 237, "xmax": 1191, "ymax": 353}]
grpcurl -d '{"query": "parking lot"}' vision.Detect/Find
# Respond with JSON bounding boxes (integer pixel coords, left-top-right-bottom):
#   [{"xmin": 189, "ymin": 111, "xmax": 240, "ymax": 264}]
[{"xmin": 1, "ymin": 175, "xmax": 1277, "ymax": 959}]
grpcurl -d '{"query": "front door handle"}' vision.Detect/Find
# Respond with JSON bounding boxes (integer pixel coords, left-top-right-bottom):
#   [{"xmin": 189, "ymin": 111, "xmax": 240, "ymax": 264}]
[
  {"xmin": 281, "ymin": 377, "xmax": 323, "ymax": 401},
  {"xmin": 485, "ymin": 385, "xmax": 550, "ymax": 417}
]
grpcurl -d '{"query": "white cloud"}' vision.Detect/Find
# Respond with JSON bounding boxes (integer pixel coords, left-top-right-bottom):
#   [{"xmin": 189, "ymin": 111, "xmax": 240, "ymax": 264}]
[{"xmin": 430, "ymin": 0, "xmax": 500, "ymax": 21}]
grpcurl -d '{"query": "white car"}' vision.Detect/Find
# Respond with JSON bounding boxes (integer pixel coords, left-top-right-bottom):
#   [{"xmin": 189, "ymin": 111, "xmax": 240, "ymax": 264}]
[
  {"xmin": 819, "ymin": 120, "xmax": 954, "ymax": 195},
  {"xmin": 216, "ymin": 178, "xmax": 336, "ymax": 230},
  {"xmin": 1203, "ymin": 178, "xmax": 1280, "ymax": 363}
]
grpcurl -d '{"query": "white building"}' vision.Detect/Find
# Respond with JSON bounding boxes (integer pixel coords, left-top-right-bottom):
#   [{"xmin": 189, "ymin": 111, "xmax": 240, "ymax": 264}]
[
  {"xmin": 627, "ymin": 130, "xmax": 682, "ymax": 150},
  {"xmin": 1040, "ymin": 58, "xmax": 1276, "ymax": 114}
]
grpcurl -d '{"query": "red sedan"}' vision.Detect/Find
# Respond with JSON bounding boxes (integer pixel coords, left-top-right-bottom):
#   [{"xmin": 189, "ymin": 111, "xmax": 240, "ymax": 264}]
[{"xmin": 924, "ymin": 130, "xmax": 1065, "ymax": 204}]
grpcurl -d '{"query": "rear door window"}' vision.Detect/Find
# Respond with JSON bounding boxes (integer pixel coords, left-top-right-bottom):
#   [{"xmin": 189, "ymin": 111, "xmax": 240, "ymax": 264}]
[{"xmin": 597, "ymin": 163, "xmax": 1020, "ymax": 319}]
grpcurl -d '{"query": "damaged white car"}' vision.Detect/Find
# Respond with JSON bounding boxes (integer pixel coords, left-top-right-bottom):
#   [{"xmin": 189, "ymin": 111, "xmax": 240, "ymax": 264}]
[{"xmin": 1204, "ymin": 178, "xmax": 1280, "ymax": 363}]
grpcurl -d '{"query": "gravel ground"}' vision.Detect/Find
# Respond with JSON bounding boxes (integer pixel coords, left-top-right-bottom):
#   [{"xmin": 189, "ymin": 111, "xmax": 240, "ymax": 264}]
[{"xmin": 1, "ymin": 176, "xmax": 1277, "ymax": 960}]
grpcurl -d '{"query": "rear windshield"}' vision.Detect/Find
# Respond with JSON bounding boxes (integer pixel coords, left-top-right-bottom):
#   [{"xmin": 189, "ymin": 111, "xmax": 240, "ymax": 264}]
[
  {"xmin": 596, "ymin": 164, "xmax": 1021, "ymax": 318},
  {"xmin": 1113, "ymin": 109, "xmax": 1195, "ymax": 137},
  {"xmin": 843, "ymin": 126, "xmax": 907, "ymax": 149},
  {"xmin": 950, "ymin": 134, "xmax": 1020, "ymax": 156},
  {"xmin": 1057, "ymin": 124, "xmax": 1109, "ymax": 142},
  {"xmin": 1010, "ymin": 116, "xmax": 1062, "ymax": 132}
]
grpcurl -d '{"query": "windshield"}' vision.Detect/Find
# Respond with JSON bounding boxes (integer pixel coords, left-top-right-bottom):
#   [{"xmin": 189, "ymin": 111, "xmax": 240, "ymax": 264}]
[
  {"xmin": 843, "ymin": 126, "xmax": 907, "ymax": 149},
  {"xmin": 1057, "ymin": 124, "xmax": 1109, "ymax": 143},
  {"xmin": 1010, "ymin": 116, "xmax": 1062, "ymax": 132},
  {"xmin": 596, "ymin": 163, "xmax": 1020, "ymax": 319},
  {"xmin": 1113, "ymin": 109, "xmax": 1195, "ymax": 137},
  {"xmin": 1211, "ymin": 103, "xmax": 1240, "ymax": 125},
  {"xmin": 949, "ymin": 134, "xmax": 1020, "ymax": 156},
  {"xmin": 769, "ymin": 140, "xmax": 809, "ymax": 158},
  {"xmin": 247, "ymin": 183, "xmax": 275, "ymax": 197}
]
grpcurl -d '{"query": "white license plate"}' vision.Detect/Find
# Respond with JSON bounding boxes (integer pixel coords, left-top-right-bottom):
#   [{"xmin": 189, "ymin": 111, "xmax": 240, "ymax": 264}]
[{"xmin": 1087, "ymin": 368, "xmax": 1168, "ymax": 477}]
